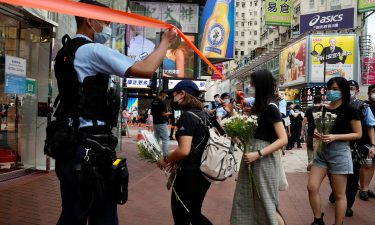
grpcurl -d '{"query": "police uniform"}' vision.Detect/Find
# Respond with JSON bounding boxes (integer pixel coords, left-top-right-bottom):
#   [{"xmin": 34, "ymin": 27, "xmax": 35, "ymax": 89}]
[{"xmin": 54, "ymin": 33, "xmax": 134, "ymax": 225}]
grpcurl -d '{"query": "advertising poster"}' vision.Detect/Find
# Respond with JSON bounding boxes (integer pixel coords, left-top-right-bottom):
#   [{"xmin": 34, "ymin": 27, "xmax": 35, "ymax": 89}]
[
  {"xmin": 208, "ymin": 63, "xmax": 223, "ymax": 80},
  {"xmin": 300, "ymin": 8, "xmax": 354, "ymax": 34},
  {"xmin": 309, "ymin": 35, "xmax": 355, "ymax": 83},
  {"xmin": 4, "ymin": 55, "xmax": 26, "ymax": 95},
  {"xmin": 200, "ymin": 0, "xmax": 234, "ymax": 59},
  {"xmin": 127, "ymin": 98, "xmax": 138, "ymax": 113},
  {"xmin": 279, "ymin": 38, "xmax": 307, "ymax": 87},
  {"xmin": 127, "ymin": 1, "xmax": 199, "ymax": 79},
  {"xmin": 358, "ymin": 0, "xmax": 375, "ymax": 13},
  {"xmin": 265, "ymin": 0, "xmax": 292, "ymax": 26},
  {"xmin": 161, "ymin": 34, "xmax": 197, "ymax": 79},
  {"xmin": 362, "ymin": 57, "xmax": 375, "ymax": 85},
  {"xmin": 300, "ymin": 86, "xmax": 326, "ymax": 106}
]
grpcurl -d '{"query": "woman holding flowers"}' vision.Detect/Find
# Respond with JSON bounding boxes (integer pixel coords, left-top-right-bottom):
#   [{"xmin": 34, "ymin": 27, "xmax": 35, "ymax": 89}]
[
  {"xmin": 231, "ymin": 70, "xmax": 288, "ymax": 225},
  {"xmin": 157, "ymin": 80, "xmax": 213, "ymax": 225},
  {"xmin": 308, "ymin": 77, "xmax": 361, "ymax": 225}
]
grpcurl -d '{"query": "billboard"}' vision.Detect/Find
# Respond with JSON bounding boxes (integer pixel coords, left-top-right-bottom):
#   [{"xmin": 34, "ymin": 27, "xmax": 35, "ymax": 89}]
[
  {"xmin": 309, "ymin": 35, "xmax": 355, "ymax": 83},
  {"xmin": 127, "ymin": 1, "xmax": 199, "ymax": 79},
  {"xmin": 265, "ymin": 0, "xmax": 292, "ymax": 26},
  {"xmin": 208, "ymin": 63, "xmax": 223, "ymax": 80},
  {"xmin": 200, "ymin": 0, "xmax": 234, "ymax": 59},
  {"xmin": 300, "ymin": 8, "xmax": 354, "ymax": 34},
  {"xmin": 358, "ymin": 0, "xmax": 375, "ymax": 13},
  {"xmin": 279, "ymin": 38, "xmax": 307, "ymax": 87}
]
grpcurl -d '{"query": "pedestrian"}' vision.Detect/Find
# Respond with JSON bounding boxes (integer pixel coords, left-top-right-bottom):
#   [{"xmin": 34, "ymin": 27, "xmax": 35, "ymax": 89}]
[
  {"xmin": 150, "ymin": 91, "xmax": 172, "ymax": 156},
  {"xmin": 157, "ymin": 80, "xmax": 213, "ymax": 225},
  {"xmin": 289, "ymin": 104, "xmax": 304, "ymax": 149},
  {"xmin": 52, "ymin": 1, "xmax": 177, "ymax": 224},
  {"xmin": 121, "ymin": 108, "xmax": 131, "ymax": 138},
  {"xmin": 216, "ymin": 92, "xmax": 234, "ymax": 123},
  {"xmin": 146, "ymin": 108, "xmax": 153, "ymax": 132},
  {"xmin": 307, "ymin": 77, "xmax": 361, "ymax": 225},
  {"xmin": 301, "ymin": 95, "xmax": 323, "ymax": 171},
  {"xmin": 231, "ymin": 69, "xmax": 288, "ymax": 225},
  {"xmin": 359, "ymin": 84, "xmax": 375, "ymax": 201}
]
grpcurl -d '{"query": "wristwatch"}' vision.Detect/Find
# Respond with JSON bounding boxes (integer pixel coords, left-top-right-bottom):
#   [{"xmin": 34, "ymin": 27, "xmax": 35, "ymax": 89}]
[{"xmin": 257, "ymin": 150, "xmax": 264, "ymax": 159}]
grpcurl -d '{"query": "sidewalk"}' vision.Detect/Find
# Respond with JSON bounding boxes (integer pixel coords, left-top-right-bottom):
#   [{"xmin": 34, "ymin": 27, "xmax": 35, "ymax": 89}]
[{"xmin": 0, "ymin": 132, "xmax": 374, "ymax": 224}]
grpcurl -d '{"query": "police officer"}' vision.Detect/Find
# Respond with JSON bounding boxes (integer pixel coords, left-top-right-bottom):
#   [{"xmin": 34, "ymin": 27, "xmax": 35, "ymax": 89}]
[{"xmin": 53, "ymin": 1, "xmax": 177, "ymax": 224}]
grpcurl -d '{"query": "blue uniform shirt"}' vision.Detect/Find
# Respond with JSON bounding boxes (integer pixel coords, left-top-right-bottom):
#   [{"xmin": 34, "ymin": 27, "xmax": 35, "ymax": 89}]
[{"xmin": 69, "ymin": 34, "xmax": 135, "ymax": 127}]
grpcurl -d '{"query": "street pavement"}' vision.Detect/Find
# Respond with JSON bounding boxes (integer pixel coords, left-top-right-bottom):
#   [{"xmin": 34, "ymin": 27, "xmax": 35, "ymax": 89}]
[{"xmin": 0, "ymin": 126, "xmax": 374, "ymax": 225}]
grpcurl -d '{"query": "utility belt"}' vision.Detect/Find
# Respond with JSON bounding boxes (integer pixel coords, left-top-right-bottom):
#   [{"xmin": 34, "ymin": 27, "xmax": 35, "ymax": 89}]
[{"xmin": 351, "ymin": 142, "xmax": 371, "ymax": 165}]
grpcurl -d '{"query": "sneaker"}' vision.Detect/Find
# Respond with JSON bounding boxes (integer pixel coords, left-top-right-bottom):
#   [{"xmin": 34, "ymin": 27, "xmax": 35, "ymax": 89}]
[
  {"xmin": 345, "ymin": 208, "xmax": 353, "ymax": 217},
  {"xmin": 368, "ymin": 190, "xmax": 375, "ymax": 198},
  {"xmin": 311, "ymin": 213, "xmax": 325, "ymax": 225},
  {"xmin": 359, "ymin": 191, "xmax": 369, "ymax": 201}
]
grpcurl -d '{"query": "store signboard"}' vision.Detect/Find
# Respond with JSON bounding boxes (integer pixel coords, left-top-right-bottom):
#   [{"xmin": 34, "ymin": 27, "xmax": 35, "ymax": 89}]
[
  {"xmin": 300, "ymin": 8, "xmax": 354, "ymax": 34},
  {"xmin": 168, "ymin": 79, "xmax": 206, "ymax": 91},
  {"xmin": 358, "ymin": 0, "xmax": 375, "ymax": 13},
  {"xmin": 199, "ymin": 0, "xmax": 235, "ymax": 59},
  {"xmin": 279, "ymin": 38, "xmax": 307, "ymax": 87},
  {"xmin": 309, "ymin": 34, "xmax": 355, "ymax": 83},
  {"xmin": 265, "ymin": 0, "xmax": 292, "ymax": 26},
  {"xmin": 4, "ymin": 55, "xmax": 26, "ymax": 94},
  {"xmin": 209, "ymin": 63, "xmax": 223, "ymax": 80},
  {"xmin": 362, "ymin": 57, "xmax": 375, "ymax": 85},
  {"xmin": 125, "ymin": 78, "xmax": 162, "ymax": 89}
]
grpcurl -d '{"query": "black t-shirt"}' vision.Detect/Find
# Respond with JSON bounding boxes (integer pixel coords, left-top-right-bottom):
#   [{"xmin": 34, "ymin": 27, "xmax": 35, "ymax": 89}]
[
  {"xmin": 254, "ymin": 104, "xmax": 282, "ymax": 143},
  {"xmin": 325, "ymin": 103, "xmax": 360, "ymax": 134},
  {"xmin": 305, "ymin": 105, "xmax": 323, "ymax": 135},
  {"xmin": 175, "ymin": 109, "xmax": 209, "ymax": 167},
  {"xmin": 150, "ymin": 98, "xmax": 168, "ymax": 124}
]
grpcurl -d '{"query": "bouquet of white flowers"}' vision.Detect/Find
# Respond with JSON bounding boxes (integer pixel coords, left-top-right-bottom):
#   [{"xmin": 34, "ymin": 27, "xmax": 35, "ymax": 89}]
[
  {"xmin": 221, "ymin": 114, "xmax": 260, "ymax": 197},
  {"xmin": 313, "ymin": 111, "xmax": 337, "ymax": 151}
]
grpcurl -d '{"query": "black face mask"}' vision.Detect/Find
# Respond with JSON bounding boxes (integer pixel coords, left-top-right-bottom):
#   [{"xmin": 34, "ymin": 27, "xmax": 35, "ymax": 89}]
[{"xmin": 170, "ymin": 100, "xmax": 181, "ymax": 110}]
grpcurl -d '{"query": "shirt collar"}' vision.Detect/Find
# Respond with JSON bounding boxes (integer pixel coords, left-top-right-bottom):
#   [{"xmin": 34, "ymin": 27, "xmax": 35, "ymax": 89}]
[{"xmin": 74, "ymin": 34, "xmax": 93, "ymax": 41}]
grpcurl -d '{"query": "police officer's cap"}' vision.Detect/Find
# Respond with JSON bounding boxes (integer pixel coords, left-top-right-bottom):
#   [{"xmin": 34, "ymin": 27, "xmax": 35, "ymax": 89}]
[
  {"xmin": 348, "ymin": 80, "xmax": 359, "ymax": 89},
  {"xmin": 79, "ymin": 0, "xmax": 109, "ymax": 8}
]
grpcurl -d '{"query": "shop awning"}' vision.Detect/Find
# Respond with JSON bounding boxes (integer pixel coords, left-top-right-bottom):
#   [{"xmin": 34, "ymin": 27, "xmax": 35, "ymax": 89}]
[{"xmin": 23, "ymin": 7, "xmax": 58, "ymax": 27}]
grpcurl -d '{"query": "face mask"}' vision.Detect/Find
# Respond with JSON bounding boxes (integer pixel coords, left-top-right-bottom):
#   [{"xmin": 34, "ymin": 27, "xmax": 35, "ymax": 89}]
[
  {"xmin": 350, "ymin": 90, "xmax": 356, "ymax": 99},
  {"xmin": 90, "ymin": 20, "xmax": 112, "ymax": 44},
  {"xmin": 371, "ymin": 93, "xmax": 375, "ymax": 101},
  {"xmin": 224, "ymin": 99, "xmax": 230, "ymax": 104},
  {"xmin": 171, "ymin": 96, "xmax": 183, "ymax": 110},
  {"xmin": 326, "ymin": 90, "xmax": 342, "ymax": 102}
]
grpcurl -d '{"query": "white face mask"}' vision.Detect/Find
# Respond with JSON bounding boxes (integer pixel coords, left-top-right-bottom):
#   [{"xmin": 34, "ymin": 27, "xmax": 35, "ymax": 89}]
[
  {"xmin": 224, "ymin": 99, "xmax": 230, "ymax": 104},
  {"xmin": 90, "ymin": 20, "xmax": 112, "ymax": 44},
  {"xmin": 350, "ymin": 90, "xmax": 356, "ymax": 99},
  {"xmin": 371, "ymin": 93, "xmax": 375, "ymax": 101}
]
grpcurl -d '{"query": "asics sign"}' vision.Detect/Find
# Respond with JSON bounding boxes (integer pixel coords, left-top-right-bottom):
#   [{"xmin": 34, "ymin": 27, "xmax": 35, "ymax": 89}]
[{"xmin": 300, "ymin": 8, "xmax": 354, "ymax": 34}]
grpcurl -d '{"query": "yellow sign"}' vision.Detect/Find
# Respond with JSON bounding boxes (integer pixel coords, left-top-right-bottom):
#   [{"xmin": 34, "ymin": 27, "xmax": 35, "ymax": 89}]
[{"xmin": 310, "ymin": 35, "xmax": 355, "ymax": 83}]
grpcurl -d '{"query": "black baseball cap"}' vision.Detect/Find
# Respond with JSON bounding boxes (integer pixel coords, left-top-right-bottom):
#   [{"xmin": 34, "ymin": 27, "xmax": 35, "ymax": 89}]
[
  {"xmin": 165, "ymin": 80, "xmax": 200, "ymax": 97},
  {"xmin": 348, "ymin": 80, "xmax": 359, "ymax": 89},
  {"xmin": 79, "ymin": 0, "xmax": 109, "ymax": 8}
]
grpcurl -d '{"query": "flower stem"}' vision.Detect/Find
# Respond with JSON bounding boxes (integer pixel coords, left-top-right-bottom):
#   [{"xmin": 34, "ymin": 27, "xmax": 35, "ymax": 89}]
[{"xmin": 172, "ymin": 187, "xmax": 190, "ymax": 213}]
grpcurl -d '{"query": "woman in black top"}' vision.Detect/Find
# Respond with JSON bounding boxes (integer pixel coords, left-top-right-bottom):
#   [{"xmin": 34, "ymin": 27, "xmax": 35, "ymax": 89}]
[
  {"xmin": 157, "ymin": 80, "xmax": 212, "ymax": 225},
  {"xmin": 308, "ymin": 77, "xmax": 361, "ymax": 225},
  {"xmin": 230, "ymin": 70, "xmax": 288, "ymax": 225}
]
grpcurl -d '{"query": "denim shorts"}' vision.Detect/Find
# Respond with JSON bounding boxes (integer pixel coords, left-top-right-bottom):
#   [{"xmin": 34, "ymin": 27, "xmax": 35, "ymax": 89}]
[{"xmin": 313, "ymin": 141, "xmax": 353, "ymax": 174}]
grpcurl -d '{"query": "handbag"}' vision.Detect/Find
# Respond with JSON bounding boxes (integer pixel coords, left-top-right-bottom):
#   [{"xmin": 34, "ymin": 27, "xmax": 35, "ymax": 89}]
[{"xmin": 278, "ymin": 150, "xmax": 289, "ymax": 191}]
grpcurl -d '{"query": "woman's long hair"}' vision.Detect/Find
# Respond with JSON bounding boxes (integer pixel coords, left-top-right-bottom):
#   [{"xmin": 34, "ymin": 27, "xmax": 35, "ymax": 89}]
[
  {"xmin": 327, "ymin": 76, "xmax": 350, "ymax": 103},
  {"xmin": 251, "ymin": 69, "xmax": 277, "ymax": 115}
]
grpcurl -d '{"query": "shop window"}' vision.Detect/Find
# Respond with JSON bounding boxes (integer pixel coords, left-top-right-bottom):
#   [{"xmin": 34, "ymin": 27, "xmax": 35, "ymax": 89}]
[
  {"xmin": 241, "ymin": 32, "xmax": 244, "ymax": 36},
  {"xmin": 241, "ymin": 51, "xmax": 244, "ymax": 56}
]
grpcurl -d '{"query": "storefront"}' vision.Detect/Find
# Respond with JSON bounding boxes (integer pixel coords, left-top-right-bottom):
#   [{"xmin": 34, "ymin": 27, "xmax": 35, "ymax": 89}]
[{"xmin": 0, "ymin": 4, "xmax": 55, "ymax": 180}]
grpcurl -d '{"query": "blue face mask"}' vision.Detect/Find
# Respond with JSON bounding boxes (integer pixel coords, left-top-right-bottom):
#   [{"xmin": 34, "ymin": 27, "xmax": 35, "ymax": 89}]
[
  {"xmin": 90, "ymin": 20, "xmax": 112, "ymax": 44},
  {"xmin": 326, "ymin": 90, "xmax": 342, "ymax": 102}
]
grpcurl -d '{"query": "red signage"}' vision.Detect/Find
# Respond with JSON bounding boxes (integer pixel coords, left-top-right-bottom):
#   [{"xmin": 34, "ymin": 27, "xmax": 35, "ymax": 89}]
[
  {"xmin": 362, "ymin": 57, "xmax": 375, "ymax": 85},
  {"xmin": 211, "ymin": 63, "xmax": 223, "ymax": 80}
]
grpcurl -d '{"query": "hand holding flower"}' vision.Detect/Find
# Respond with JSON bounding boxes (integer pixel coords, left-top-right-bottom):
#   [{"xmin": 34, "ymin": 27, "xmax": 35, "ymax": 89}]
[
  {"xmin": 243, "ymin": 152, "xmax": 260, "ymax": 164},
  {"xmin": 321, "ymin": 134, "xmax": 336, "ymax": 143}
]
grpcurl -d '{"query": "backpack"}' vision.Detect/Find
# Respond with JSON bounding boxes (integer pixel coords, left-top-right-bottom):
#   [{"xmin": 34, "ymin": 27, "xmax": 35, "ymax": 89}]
[{"xmin": 187, "ymin": 111, "xmax": 237, "ymax": 184}]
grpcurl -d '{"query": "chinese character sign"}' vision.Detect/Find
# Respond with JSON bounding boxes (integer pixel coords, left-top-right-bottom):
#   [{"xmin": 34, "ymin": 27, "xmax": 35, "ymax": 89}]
[
  {"xmin": 199, "ymin": 0, "xmax": 234, "ymax": 59},
  {"xmin": 362, "ymin": 57, "xmax": 375, "ymax": 85},
  {"xmin": 358, "ymin": 0, "xmax": 375, "ymax": 13},
  {"xmin": 265, "ymin": 0, "xmax": 292, "ymax": 26},
  {"xmin": 279, "ymin": 38, "xmax": 307, "ymax": 87},
  {"xmin": 309, "ymin": 35, "xmax": 355, "ymax": 83}
]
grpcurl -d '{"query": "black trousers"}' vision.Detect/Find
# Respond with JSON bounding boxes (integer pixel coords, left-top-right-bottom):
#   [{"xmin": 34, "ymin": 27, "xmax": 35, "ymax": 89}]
[
  {"xmin": 55, "ymin": 146, "xmax": 118, "ymax": 225},
  {"xmin": 172, "ymin": 166, "xmax": 212, "ymax": 225}
]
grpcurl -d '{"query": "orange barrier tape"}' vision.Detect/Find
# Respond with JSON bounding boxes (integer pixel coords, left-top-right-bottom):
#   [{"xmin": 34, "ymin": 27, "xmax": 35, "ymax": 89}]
[{"xmin": 0, "ymin": 0, "xmax": 224, "ymax": 78}]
